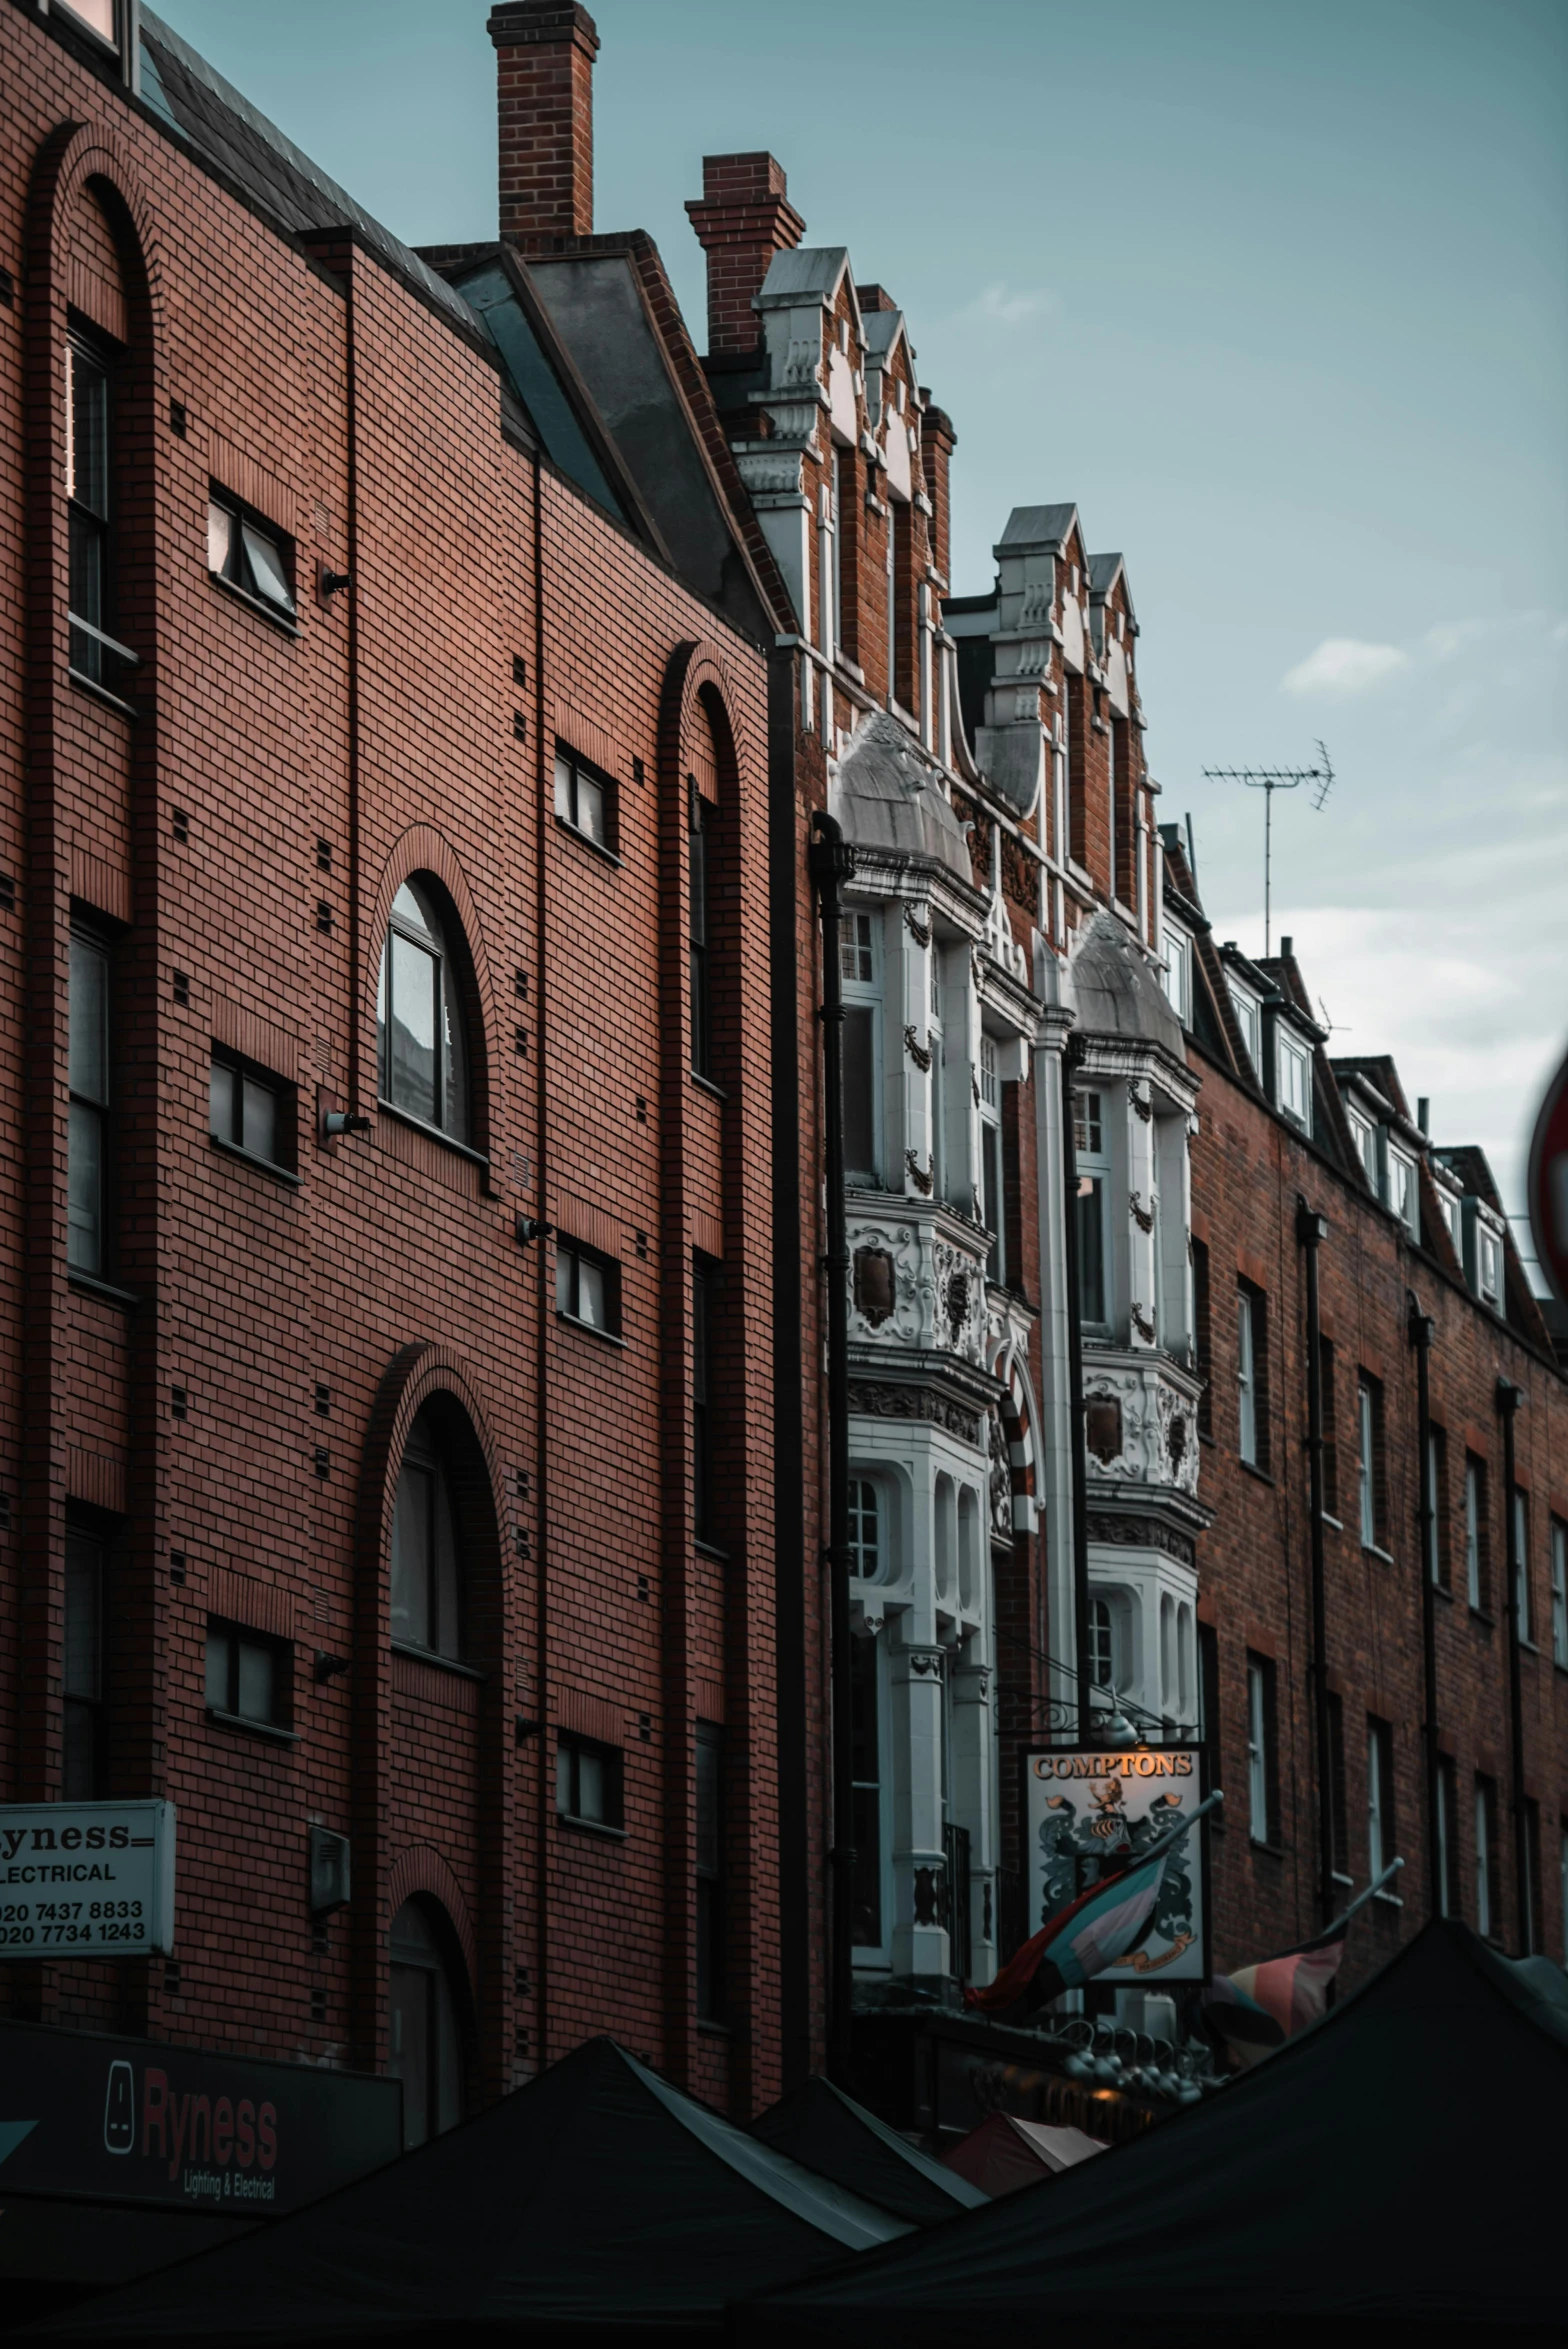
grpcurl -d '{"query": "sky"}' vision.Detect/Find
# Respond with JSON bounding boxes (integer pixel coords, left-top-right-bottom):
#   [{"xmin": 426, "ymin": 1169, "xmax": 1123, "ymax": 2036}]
[{"xmin": 151, "ymin": 0, "xmax": 1568, "ymax": 1254}]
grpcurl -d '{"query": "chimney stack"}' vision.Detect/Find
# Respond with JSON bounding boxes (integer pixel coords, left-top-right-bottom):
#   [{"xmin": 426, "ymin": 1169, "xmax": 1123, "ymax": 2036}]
[
  {"xmin": 488, "ymin": 1, "xmax": 599, "ymax": 250},
  {"xmin": 686, "ymin": 154, "xmax": 805, "ymax": 357}
]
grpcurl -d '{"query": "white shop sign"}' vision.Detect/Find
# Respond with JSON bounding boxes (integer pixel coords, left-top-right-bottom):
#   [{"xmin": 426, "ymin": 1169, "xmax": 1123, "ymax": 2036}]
[{"xmin": 0, "ymin": 1800, "xmax": 175, "ymax": 1958}]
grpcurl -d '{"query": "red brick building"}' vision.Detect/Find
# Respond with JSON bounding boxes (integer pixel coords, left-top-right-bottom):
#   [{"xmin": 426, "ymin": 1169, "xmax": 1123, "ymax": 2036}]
[
  {"xmin": 0, "ymin": 0, "xmax": 797, "ymax": 2187},
  {"xmin": 1, "ymin": 0, "xmax": 1564, "ymax": 2247}
]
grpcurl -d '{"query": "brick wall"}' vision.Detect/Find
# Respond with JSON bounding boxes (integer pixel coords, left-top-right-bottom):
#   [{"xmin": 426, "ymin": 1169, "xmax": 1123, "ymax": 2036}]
[{"xmin": 0, "ymin": 0, "xmax": 782, "ymax": 2118}]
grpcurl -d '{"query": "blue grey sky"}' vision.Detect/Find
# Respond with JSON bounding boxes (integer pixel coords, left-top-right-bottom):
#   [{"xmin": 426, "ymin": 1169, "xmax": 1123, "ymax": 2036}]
[{"xmin": 153, "ymin": 0, "xmax": 1568, "ymax": 1244}]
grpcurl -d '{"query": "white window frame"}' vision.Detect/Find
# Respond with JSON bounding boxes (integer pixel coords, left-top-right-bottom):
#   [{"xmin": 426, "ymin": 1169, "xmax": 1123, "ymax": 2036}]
[
  {"xmin": 1465, "ymin": 1457, "xmax": 1484, "ymax": 1610},
  {"xmin": 847, "ymin": 1473, "xmax": 889, "ymax": 1584},
  {"xmin": 1512, "ymin": 1489, "xmax": 1533, "ymax": 1645},
  {"xmin": 850, "ymin": 1631, "xmax": 896, "ymax": 1967},
  {"xmin": 979, "ymin": 1034, "xmax": 1004, "ymax": 1285},
  {"xmin": 1277, "ymin": 1032, "xmax": 1312, "ymax": 1133},
  {"xmin": 841, "ymin": 908, "xmax": 882, "ymax": 1185},
  {"xmin": 1357, "ymin": 1377, "xmax": 1378, "ymax": 1551},
  {"xmin": 1388, "ymin": 1147, "xmax": 1419, "ymax": 1240},
  {"xmin": 1477, "ymin": 1222, "xmax": 1502, "ymax": 1309},
  {"xmin": 1161, "ymin": 924, "xmax": 1191, "ymax": 1027},
  {"xmin": 1237, "ymin": 1288, "xmax": 1258, "ymax": 1466},
  {"xmin": 1551, "ymin": 1519, "xmax": 1568, "ymax": 1668},
  {"xmin": 1348, "ymin": 1111, "xmax": 1379, "ymax": 1196},
  {"xmin": 1367, "ymin": 1718, "xmax": 1392, "ymax": 1880},
  {"xmin": 1227, "ymin": 979, "xmax": 1261, "ymax": 1070},
  {"xmin": 1073, "ymin": 1086, "xmax": 1112, "ymax": 1334}
]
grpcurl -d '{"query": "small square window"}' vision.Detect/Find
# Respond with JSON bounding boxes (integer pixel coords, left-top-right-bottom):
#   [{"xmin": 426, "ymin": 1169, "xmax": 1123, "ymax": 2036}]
[
  {"xmin": 207, "ymin": 495, "xmax": 297, "ymax": 621},
  {"xmin": 840, "ymin": 911, "xmax": 875, "ymax": 985},
  {"xmin": 209, "ymin": 1052, "xmax": 293, "ymax": 1173},
  {"xmin": 556, "ymin": 1733, "xmax": 624, "ymax": 1830},
  {"xmin": 205, "ymin": 1618, "xmax": 291, "ymax": 1731},
  {"xmin": 555, "ymin": 1239, "xmax": 621, "ymax": 1337},
  {"xmin": 554, "ymin": 747, "xmax": 614, "ymax": 852}
]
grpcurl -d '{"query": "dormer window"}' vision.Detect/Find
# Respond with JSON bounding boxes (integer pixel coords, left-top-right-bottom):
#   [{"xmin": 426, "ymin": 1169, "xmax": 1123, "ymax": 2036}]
[
  {"xmin": 1162, "ymin": 926, "xmax": 1191, "ymax": 1027},
  {"xmin": 1388, "ymin": 1146, "xmax": 1419, "ymax": 1241},
  {"xmin": 1277, "ymin": 1032, "xmax": 1312, "ymax": 1133},
  {"xmin": 1227, "ymin": 979, "xmax": 1261, "ymax": 1070},
  {"xmin": 1348, "ymin": 1110, "xmax": 1379, "ymax": 1193},
  {"xmin": 1477, "ymin": 1224, "xmax": 1502, "ymax": 1310}
]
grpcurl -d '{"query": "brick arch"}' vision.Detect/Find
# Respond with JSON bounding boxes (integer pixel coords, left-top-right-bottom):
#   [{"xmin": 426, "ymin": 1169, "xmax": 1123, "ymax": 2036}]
[
  {"xmin": 27, "ymin": 118, "xmax": 166, "ymax": 350},
  {"xmin": 658, "ymin": 639, "xmax": 746, "ymax": 805},
  {"xmin": 989, "ymin": 1333, "xmax": 1039, "ymax": 1535},
  {"xmin": 352, "ymin": 1338, "xmax": 509, "ymax": 1615},
  {"xmin": 385, "ymin": 1846, "xmax": 479, "ymax": 1994},
  {"xmin": 362, "ymin": 826, "xmax": 500, "ymax": 1152}
]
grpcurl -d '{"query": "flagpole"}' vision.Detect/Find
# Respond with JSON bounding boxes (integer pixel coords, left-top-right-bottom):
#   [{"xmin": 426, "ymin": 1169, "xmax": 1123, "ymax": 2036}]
[{"xmin": 1321, "ymin": 1855, "xmax": 1403, "ymax": 1937}]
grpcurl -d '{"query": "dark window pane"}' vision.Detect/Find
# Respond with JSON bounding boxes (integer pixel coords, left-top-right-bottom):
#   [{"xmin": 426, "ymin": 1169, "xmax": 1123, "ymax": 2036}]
[
  {"xmin": 69, "ymin": 936, "xmax": 108, "ymax": 1103},
  {"xmin": 391, "ymin": 1462, "xmax": 434, "ymax": 1648},
  {"xmin": 1075, "ymin": 1175, "xmax": 1105, "ymax": 1325},
  {"xmin": 388, "ymin": 932, "xmax": 440, "ymax": 1124},
  {"xmin": 67, "ymin": 1101, "xmax": 104, "ymax": 1274},
  {"xmin": 205, "ymin": 1626, "xmax": 232, "ymax": 1712},
  {"xmin": 236, "ymin": 1638, "xmax": 275, "ymax": 1725},
  {"xmin": 241, "ymin": 1076, "xmax": 277, "ymax": 1165}
]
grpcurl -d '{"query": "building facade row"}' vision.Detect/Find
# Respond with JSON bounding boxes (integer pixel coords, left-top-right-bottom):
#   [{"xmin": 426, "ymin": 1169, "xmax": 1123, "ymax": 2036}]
[{"xmin": 0, "ymin": 0, "xmax": 1563, "ymax": 2230}]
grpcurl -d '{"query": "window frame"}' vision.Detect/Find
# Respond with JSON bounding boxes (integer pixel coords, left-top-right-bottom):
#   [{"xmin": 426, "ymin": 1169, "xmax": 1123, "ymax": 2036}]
[
  {"xmin": 65, "ymin": 328, "xmax": 138, "ymax": 699},
  {"xmin": 688, "ymin": 781, "xmax": 712, "ymax": 1080},
  {"xmin": 1073, "ymin": 1086, "xmax": 1111, "ymax": 1334},
  {"xmin": 204, "ymin": 1616, "xmax": 294, "ymax": 1739},
  {"xmin": 206, "ymin": 490, "xmax": 299, "ymax": 630},
  {"xmin": 390, "ymin": 1422, "xmax": 468, "ymax": 1667},
  {"xmin": 377, "ymin": 879, "xmax": 474, "ymax": 1148},
  {"xmin": 1227, "ymin": 977, "xmax": 1261, "ymax": 1071},
  {"xmin": 1550, "ymin": 1519, "xmax": 1568, "ymax": 1668},
  {"xmin": 1426, "ymin": 1424, "xmax": 1449, "ymax": 1590},
  {"xmin": 1237, "ymin": 1283, "xmax": 1268, "ymax": 1471},
  {"xmin": 1161, "ymin": 923, "xmax": 1192, "ymax": 1027},
  {"xmin": 847, "ymin": 1474, "xmax": 886, "ymax": 1583},
  {"xmin": 556, "ymin": 1732, "xmax": 625, "ymax": 1835},
  {"xmin": 208, "ymin": 1048, "xmax": 298, "ymax": 1182},
  {"xmin": 1435, "ymin": 1756, "xmax": 1457, "ymax": 1918},
  {"xmin": 1474, "ymin": 1775, "xmax": 1498, "ymax": 1940},
  {"xmin": 1277, "ymin": 1030, "xmax": 1312, "ymax": 1134},
  {"xmin": 691, "ymin": 1251, "xmax": 718, "ymax": 1545},
  {"xmin": 1476, "ymin": 1221, "xmax": 1503, "ymax": 1311},
  {"xmin": 553, "ymin": 742, "xmax": 617, "ymax": 859},
  {"xmin": 840, "ymin": 908, "xmax": 881, "ymax": 1185},
  {"xmin": 554, "ymin": 1237, "xmax": 624, "ymax": 1343},
  {"xmin": 849, "ymin": 1630, "xmax": 894, "ymax": 1963},
  {"xmin": 1245, "ymin": 1652, "xmax": 1278, "ymax": 1847},
  {"xmin": 979, "ymin": 1034, "xmax": 1004, "ymax": 1284},
  {"xmin": 1465, "ymin": 1453, "xmax": 1490, "ymax": 1614},
  {"xmin": 1511, "ymin": 1487, "xmax": 1533, "ymax": 1646},
  {"xmin": 1192, "ymin": 1235, "xmax": 1212, "ymax": 1437},
  {"xmin": 1366, "ymin": 1715, "xmax": 1395, "ymax": 1884},
  {"xmin": 1356, "ymin": 1372, "xmax": 1385, "ymax": 1553},
  {"xmin": 1388, "ymin": 1145, "xmax": 1419, "ymax": 1241}
]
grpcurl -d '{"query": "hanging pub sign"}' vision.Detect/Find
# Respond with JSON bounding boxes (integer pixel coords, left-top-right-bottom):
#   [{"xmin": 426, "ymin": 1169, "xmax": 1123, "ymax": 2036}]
[
  {"xmin": 0, "ymin": 1800, "xmax": 175, "ymax": 1959},
  {"xmin": 1023, "ymin": 1748, "xmax": 1209, "ymax": 1982}
]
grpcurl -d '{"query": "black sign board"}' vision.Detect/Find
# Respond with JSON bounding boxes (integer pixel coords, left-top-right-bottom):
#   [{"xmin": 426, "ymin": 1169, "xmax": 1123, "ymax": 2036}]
[{"xmin": 0, "ymin": 2018, "xmax": 401, "ymax": 2217}]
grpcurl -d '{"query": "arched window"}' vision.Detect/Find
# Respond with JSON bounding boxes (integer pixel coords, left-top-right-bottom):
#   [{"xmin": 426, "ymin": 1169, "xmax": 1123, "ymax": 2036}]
[
  {"xmin": 391, "ymin": 1409, "xmax": 465, "ymax": 1661},
  {"xmin": 847, "ymin": 1477, "xmax": 881, "ymax": 1580},
  {"xmin": 1088, "ymin": 1595, "xmax": 1116, "ymax": 1690},
  {"xmin": 388, "ymin": 1899, "xmax": 465, "ymax": 2148},
  {"xmin": 377, "ymin": 880, "xmax": 470, "ymax": 1141}
]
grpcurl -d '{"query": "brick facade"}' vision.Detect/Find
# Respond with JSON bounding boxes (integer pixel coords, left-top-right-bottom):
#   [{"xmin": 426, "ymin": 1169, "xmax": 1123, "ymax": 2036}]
[{"xmin": 0, "ymin": 0, "xmax": 783, "ymax": 2128}]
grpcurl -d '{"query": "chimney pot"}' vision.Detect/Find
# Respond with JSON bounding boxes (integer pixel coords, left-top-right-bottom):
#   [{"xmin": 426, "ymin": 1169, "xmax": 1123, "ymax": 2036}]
[{"xmin": 489, "ymin": 1, "xmax": 599, "ymax": 249}]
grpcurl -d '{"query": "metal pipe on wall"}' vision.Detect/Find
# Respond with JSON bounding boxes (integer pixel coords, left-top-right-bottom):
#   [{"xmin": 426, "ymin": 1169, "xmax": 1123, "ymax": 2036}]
[{"xmin": 1060, "ymin": 1031, "xmax": 1092, "ymax": 1740}]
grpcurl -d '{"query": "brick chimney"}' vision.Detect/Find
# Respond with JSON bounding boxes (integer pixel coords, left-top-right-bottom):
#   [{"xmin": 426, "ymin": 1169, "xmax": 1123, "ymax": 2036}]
[
  {"xmin": 685, "ymin": 154, "xmax": 805, "ymax": 358},
  {"xmin": 488, "ymin": 1, "xmax": 599, "ymax": 250}
]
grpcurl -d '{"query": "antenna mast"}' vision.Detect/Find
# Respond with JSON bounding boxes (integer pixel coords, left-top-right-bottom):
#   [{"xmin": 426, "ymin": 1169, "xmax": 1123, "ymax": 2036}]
[{"xmin": 1201, "ymin": 740, "xmax": 1333, "ymax": 956}]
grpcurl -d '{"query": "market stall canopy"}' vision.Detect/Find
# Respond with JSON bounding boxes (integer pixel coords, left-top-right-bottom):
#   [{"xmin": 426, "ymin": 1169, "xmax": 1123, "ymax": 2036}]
[
  {"xmin": 939, "ymin": 2112, "xmax": 1104, "ymax": 2198},
  {"xmin": 751, "ymin": 2078, "xmax": 988, "ymax": 2226},
  {"xmin": 29, "ymin": 2037, "xmax": 910, "ymax": 2346},
  {"xmin": 733, "ymin": 1920, "xmax": 1568, "ymax": 2343}
]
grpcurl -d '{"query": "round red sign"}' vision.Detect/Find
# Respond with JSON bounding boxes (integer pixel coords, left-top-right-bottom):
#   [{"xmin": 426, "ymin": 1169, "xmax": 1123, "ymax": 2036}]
[{"xmin": 1527, "ymin": 1044, "xmax": 1568, "ymax": 1310}]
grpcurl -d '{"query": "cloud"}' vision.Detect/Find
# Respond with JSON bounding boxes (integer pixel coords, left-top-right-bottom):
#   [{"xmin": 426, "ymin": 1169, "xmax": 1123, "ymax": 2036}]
[
  {"xmin": 963, "ymin": 281, "xmax": 1052, "ymax": 329},
  {"xmin": 1281, "ymin": 637, "xmax": 1409, "ymax": 697}
]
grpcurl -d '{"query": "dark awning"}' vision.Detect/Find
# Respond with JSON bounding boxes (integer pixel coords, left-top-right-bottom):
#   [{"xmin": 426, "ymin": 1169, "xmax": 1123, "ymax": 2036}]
[
  {"xmin": 750, "ymin": 2077, "xmax": 987, "ymax": 2227},
  {"xmin": 734, "ymin": 1920, "xmax": 1568, "ymax": 2342},
  {"xmin": 28, "ymin": 2038, "xmax": 909, "ymax": 2345}
]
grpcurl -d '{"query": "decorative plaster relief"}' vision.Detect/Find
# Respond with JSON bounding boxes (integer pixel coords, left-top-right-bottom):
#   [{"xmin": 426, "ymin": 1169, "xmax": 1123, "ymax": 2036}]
[
  {"xmin": 1080, "ymin": 1363, "xmax": 1201, "ymax": 1497},
  {"xmin": 848, "ymin": 1383, "xmax": 981, "ymax": 1446}
]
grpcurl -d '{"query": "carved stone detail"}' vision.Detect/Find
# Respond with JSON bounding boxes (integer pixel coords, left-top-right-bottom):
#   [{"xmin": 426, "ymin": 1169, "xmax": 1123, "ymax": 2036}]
[
  {"xmin": 988, "ymin": 1411, "xmax": 1013, "ymax": 1535},
  {"xmin": 905, "ymin": 1149, "xmax": 934, "ymax": 1196},
  {"xmin": 1129, "ymin": 1190, "xmax": 1154, "ymax": 1233},
  {"xmin": 904, "ymin": 1024, "xmax": 932, "ymax": 1073},
  {"xmin": 904, "ymin": 905, "xmax": 931, "ymax": 948},
  {"xmin": 848, "ymin": 1382, "xmax": 981, "ymax": 1445},
  {"xmin": 852, "ymin": 1246, "xmax": 897, "ymax": 1329},
  {"xmin": 1130, "ymin": 1302, "xmax": 1157, "ymax": 1344},
  {"xmin": 1079, "ymin": 1360, "xmax": 1201, "ymax": 1497},
  {"xmin": 932, "ymin": 1236, "xmax": 986, "ymax": 1365},
  {"xmin": 1088, "ymin": 1512, "xmax": 1196, "ymax": 1566}
]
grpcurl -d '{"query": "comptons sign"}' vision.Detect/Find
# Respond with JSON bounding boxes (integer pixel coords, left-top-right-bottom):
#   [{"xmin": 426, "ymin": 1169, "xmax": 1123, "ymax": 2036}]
[
  {"xmin": 0, "ymin": 1799, "xmax": 175, "ymax": 1958},
  {"xmin": 1024, "ymin": 1747, "xmax": 1208, "ymax": 1982}
]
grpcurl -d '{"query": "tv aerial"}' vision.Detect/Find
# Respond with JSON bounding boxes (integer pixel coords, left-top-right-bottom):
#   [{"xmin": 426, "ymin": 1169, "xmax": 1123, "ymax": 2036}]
[{"xmin": 1200, "ymin": 740, "xmax": 1334, "ymax": 957}]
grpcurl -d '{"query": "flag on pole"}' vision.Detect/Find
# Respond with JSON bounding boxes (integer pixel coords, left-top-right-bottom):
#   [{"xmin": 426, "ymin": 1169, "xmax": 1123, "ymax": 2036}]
[
  {"xmin": 965, "ymin": 1848, "xmax": 1170, "ymax": 2017},
  {"xmin": 1201, "ymin": 1917, "xmax": 1349, "ymax": 2065}
]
